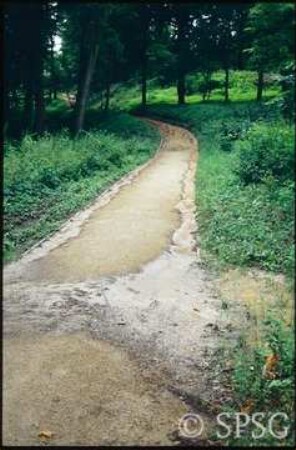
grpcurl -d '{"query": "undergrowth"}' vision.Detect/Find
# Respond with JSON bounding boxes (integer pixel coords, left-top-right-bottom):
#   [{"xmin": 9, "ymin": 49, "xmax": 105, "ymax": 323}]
[
  {"xmin": 144, "ymin": 102, "xmax": 294, "ymax": 277},
  {"xmin": 218, "ymin": 314, "xmax": 295, "ymax": 447},
  {"xmin": 4, "ymin": 113, "xmax": 160, "ymax": 262}
]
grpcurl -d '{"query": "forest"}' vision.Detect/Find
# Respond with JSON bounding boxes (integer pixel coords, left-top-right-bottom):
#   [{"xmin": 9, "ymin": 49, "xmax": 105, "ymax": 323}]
[{"xmin": 3, "ymin": 2, "xmax": 295, "ymax": 447}]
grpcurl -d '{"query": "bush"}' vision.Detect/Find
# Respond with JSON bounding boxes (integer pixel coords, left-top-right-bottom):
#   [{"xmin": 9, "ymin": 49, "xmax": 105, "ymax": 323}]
[
  {"xmin": 219, "ymin": 119, "xmax": 252, "ymax": 152},
  {"xmin": 235, "ymin": 122, "xmax": 295, "ymax": 184}
]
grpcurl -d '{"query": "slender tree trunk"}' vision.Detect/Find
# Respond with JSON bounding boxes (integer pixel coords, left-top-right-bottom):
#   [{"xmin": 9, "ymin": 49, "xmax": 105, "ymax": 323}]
[
  {"xmin": 23, "ymin": 82, "xmax": 34, "ymax": 130},
  {"xmin": 74, "ymin": 9, "xmax": 104, "ymax": 134},
  {"xmin": 257, "ymin": 70, "xmax": 264, "ymax": 101},
  {"xmin": 34, "ymin": 86, "xmax": 45, "ymax": 134},
  {"xmin": 50, "ymin": 36, "xmax": 58, "ymax": 103},
  {"xmin": 177, "ymin": 73, "xmax": 186, "ymax": 105},
  {"xmin": 141, "ymin": 54, "xmax": 147, "ymax": 108},
  {"xmin": 33, "ymin": 53, "xmax": 45, "ymax": 134},
  {"xmin": 141, "ymin": 11, "xmax": 148, "ymax": 109},
  {"xmin": 4, "ymin": 90, "xmax": 10, "ymax": 118},
  {"xmin": 32, "ymin": 4, "xmax": 46, "ymax": 134},
  {"xmin": 4, "ymin": 88, "xmax": 11, "ymax": 134},
  {"xmin": 12, "ymin": 89, "xmax": 19, "ymax": 108},
  {"xmin": 75, "ymin": 41, "xmax": 99, "ymax": 134},
  {"xmin": 100, "ymin": 90, "xmax": 104, "ymax": 110},
  {"xmin": 176, "ymin": 11, "xmax": 186, "ymax": 105},
  {"xmin": 224, "ymin": 67, "xmax": 230, "ymax": 102},
  {"xmin": 105, "ymin": 81, "xmax": 110, "ymax": 111}
]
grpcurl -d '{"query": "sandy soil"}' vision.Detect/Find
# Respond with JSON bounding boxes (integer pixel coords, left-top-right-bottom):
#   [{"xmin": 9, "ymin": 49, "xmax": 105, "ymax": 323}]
[
  {"xmin": 3, "ymin": 120, "xmax": 235, "ymax": 446},
  {"xmin": 3, "ymin": 334, "xmax": 187, "ymax": 446}
]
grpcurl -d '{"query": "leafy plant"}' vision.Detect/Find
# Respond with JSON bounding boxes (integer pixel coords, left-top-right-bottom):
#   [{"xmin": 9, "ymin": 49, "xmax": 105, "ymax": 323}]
[{"xmin": 234, "ymin": 121, "xmax": 295, "ymax": 184}]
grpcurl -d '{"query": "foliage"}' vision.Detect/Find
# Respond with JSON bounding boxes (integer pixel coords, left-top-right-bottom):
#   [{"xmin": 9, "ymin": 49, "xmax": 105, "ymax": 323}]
[
  {"xmin": 219, "ymin": 118, "xmax": 251, "ymax": 151},
  {"xmin": 225, "ymin": 315, "xmax": 295, "ymax": 446},
  {"xmin": 245, "ymin": 3, "xmax": 295, "ymax": 73},
  {"xmin": 235, "ymin": 121, "xmax": 295, "ymax": 184}
]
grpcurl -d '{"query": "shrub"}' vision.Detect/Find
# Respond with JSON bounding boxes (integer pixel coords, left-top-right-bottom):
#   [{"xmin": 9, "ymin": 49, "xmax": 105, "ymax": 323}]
[
  {"xmin": 234, "ymin": 122, "xmax": 295, "ymax": 184},
  {"xmin": 220, "ymin": 119, "xmax": 252, "ymax": 152}
]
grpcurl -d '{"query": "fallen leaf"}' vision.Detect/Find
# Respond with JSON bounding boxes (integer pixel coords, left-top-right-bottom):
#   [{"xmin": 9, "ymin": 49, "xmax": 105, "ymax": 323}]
[
  {"xmin": 240, "ymin": 398, "xmax": 254, "ymax": 414},
  {"xmin": 38, "ymin": 430, "xmax": 53, "ymax": 439},
  {"xmin": 262, "ymin": 353, "xmax": 279, "ymax": 379}
]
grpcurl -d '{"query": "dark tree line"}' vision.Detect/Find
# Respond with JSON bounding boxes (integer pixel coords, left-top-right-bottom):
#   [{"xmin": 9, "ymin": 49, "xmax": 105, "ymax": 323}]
[{"xmin": 3, "ymin": 2, "xmax": 294, "ymax": 136}]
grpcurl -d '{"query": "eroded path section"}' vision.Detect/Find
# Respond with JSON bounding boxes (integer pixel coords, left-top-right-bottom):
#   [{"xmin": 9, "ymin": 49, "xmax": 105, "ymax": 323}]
[{"xmin": 11, "ymin": 121, "xmax": 195, "ymax": 283}]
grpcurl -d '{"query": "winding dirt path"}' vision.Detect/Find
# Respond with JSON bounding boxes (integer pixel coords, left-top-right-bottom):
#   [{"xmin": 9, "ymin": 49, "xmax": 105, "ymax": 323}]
[{"xmin": 3, "ymin": 120, "xmax": 232, "ymax": 446}]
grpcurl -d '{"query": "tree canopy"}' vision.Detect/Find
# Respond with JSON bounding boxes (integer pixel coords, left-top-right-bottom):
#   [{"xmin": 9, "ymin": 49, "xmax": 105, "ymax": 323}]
[{"xmin": 3, "ymin": 2, "xmax": 295, "ymax": 135}]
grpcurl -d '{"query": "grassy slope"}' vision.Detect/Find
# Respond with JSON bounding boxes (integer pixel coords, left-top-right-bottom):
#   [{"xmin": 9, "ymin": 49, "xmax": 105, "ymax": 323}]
[
  {"xmin": 4, "ymin": 113, "xmax": 160, "ymax": 262},
  {"xmin": 144, "ymin": 102, "xmax": 294, "ymax": 277},
  {"xmin": 107, "ymin": 70, "xmax": 281, "ymax": 111}
]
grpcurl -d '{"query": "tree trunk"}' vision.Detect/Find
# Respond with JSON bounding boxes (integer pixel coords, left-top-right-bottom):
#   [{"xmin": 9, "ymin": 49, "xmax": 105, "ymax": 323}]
[
  {"xmin": 4, "ymin": 89, "xmax": 11, "ymax": 116},
  {"xmin": 141, "ymin": 11, "xmax": 148, "ymax": 109},
  {"xmin": 141, "ymin": 55, "xmax": 147, "ymax": 108},
  {"xmin": 177, "ymin": 73, "xmax": 186, "ymax": 105},
  {"xmin": 257, "ymin": 70, "xmax": 264, "ymax": 101},
  {"xmin": 224, "ymin": 67, "xmax": 230, "ymax": 102},
  {"xmin": 12, "ymin": 89, "xmax": 19, "ymax": 108},
  {"xmin": 100, "ymin": 90, "xmax": 104, "ymax": 110},
  {"xmin": 75, "ymin": 41, "xmax": 99, "ymax": 135},
  {"xmin": 50, "ymin": 36, "xmax": 58, "ymax": 103},
  {"xmin": 23, "ymin": 83, "xmax": 34, "ymax": 130},
  {"xmin": 4, "ymin": 88, "xmax": 11, "ymax": 134},
  {"xmin": 33, "ymin": 54, "xmax": 45, "ymax": 134},
  {"xmin": 176, "ymin": 11, "xmax": 186, "ymax": 105},
  {"xmin": 105, "ymin": 81, "xmax": 110, "ymax": 111},
  {"xmin": 32, "ymin": 4, "xmax": 46, "ymax": 134},
  {"xmin": 34, "ymin": 87, "xmax": 45, "ymax": 134}
]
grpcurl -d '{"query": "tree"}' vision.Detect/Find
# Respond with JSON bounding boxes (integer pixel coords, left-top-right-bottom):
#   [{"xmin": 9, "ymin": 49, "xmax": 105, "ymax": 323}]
[
  {"xmin": 245, "ymin": 3, "xmax": 295, "ymax": 101},
  {"xmin": 4, "ymin": 1, "xmax": 57, "ymax": 134},
  {"xmin": 73, "ymin": 5, "xmax": 101, "ymax": 134},
  {"xmin": 205, "ymin": 5, "xmax": 250, "ymax": 102},
  {"xmin": 60, "ymin": 4, "xmax": 117, "ymax": 134},
  {"xmin": 169, "ymin": 4, "xmax": 196, "ymax": 104}
]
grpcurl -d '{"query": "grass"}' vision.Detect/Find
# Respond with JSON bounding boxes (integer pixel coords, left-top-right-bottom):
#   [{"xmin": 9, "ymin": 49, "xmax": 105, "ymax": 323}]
[
  {"xmin": 104, "ymin": 70, "xmax": 281, "ymax": 112},
  {"xmin": 214, "ymin": 313, "xmax": 295, "ymax": 446},
  {"xmin": 4, "ymin": 112, "xmax": 160, "ymax": 262},
  {"xmin": 141, "ymin": 102, "xmax": 294, "ymax": 278}
]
